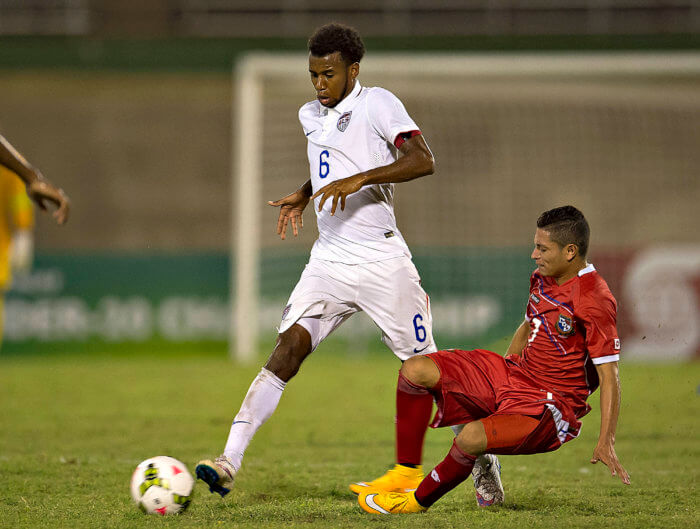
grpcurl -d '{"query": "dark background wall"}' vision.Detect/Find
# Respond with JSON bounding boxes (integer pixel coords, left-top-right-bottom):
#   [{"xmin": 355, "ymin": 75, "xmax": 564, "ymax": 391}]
[{"xmin": 1, "ymin": 2, "xmax": 698, "ymax": 358}]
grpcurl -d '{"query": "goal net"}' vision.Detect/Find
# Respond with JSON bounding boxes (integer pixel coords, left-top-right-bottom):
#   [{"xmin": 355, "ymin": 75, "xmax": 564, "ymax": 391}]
[{"xmin": 231, "ymin": 52, "xmax": 700, "ymax": 362}]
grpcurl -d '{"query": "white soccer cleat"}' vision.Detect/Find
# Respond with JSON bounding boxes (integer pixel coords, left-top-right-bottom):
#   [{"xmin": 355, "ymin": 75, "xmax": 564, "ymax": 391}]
[
  {"xmin": 471, "ymin": 454, "xmax": 504, "ymax": 507},
  {"xmin": 195, "ymin": 455, "xmax": 237, "ymax": 497}
]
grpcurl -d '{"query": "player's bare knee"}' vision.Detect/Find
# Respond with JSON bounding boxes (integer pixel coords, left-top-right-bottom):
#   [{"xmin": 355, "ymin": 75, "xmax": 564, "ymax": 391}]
[
  {"xmin": 400, "ymin": 355, "xmax": 439, "ymax": 389},
  {"xmin": 455, "ymin": 421, "xmax": 487, "ymax": 456},
  {"xmin": 264, "ymin": 324, "xmax": 312, "ymax": 381}
]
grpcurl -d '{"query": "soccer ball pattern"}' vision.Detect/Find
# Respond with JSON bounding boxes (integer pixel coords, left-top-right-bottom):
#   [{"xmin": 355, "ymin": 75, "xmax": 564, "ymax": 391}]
[{"xmin": 130, "ymin": 456, "xmax": 194, "ymax": 515}]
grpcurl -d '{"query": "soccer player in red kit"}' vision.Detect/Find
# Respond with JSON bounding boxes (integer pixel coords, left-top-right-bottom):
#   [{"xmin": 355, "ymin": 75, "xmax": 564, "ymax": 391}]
[{"xmin": 356, "ymin": 205, "xmax": 630, "ymax": 514}]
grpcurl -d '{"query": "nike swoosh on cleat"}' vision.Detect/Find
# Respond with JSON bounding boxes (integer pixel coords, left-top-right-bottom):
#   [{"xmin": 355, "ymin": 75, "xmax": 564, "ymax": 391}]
[
  {"xmin": 364, "ymin": 494, "xmax": 390, "ymax": 514},
  {"xmin": 413, "ymin": 345, "xmax": 429, "ymax": 353}
]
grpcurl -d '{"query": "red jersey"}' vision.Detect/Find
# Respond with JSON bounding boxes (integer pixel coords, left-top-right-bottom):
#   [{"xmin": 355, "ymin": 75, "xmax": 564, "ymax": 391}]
[{"xmin": 514, "ymin": 264, "xmax": 620, "ymax": 418}]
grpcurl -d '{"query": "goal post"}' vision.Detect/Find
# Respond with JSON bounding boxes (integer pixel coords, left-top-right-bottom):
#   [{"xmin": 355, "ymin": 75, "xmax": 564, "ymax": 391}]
[
  {"xmin": 231, "ymin": 51, "xmax": 700, "ymax": 362},
  {"xmin": 231, "ymin": 58, "xmax": 263, "ymax": 363}
]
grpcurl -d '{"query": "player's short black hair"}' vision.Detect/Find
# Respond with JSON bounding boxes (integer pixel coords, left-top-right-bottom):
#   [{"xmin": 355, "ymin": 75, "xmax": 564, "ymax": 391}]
[
  {"xmin": 537, "ymin": 205, "xmax": 590, "ymax": 258},
  {"xmin": 308, "ymin": 23, "xmax": 365, "ymax": 65}
]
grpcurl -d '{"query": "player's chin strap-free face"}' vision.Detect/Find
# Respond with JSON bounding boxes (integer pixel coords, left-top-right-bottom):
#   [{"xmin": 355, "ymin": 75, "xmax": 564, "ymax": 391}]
[
  {"xmin": 326, "ymin": 59, "xmax": 359, "ymax": 107},
  {"xmin": 309, "ymin": 52, "xmax": 359, "ymax": 108}
]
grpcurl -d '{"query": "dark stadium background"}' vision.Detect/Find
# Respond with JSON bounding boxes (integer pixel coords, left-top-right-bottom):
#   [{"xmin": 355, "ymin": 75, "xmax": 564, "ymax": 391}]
[{"xmin": 0, "ymin": 1, "xmax": 698, "ymax": 360}]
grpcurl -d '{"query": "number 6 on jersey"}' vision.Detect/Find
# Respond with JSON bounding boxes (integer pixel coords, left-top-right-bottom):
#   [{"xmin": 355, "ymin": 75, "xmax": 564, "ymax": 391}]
[{"xmin": 319, "ymin": 150, "xmax": 330, "ymax": 178}]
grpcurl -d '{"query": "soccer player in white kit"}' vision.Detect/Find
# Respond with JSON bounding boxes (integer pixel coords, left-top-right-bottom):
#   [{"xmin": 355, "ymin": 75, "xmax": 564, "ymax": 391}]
[{"xmin": 196, "ymin": 23, "xmax": 438, "ymax": 497}]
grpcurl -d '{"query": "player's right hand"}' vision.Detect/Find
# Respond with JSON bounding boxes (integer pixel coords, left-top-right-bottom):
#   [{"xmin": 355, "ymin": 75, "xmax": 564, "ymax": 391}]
[
  {"xmin": 268, "ymin": 191, "xmax": 310, "ymax": 240},
  {"xmin": 27, "ymin": 176, "xmax": 71, "ymax": 225},
  {"xmin": 590, "ymin": 442, "xmax": 631, "ymax": 485}
]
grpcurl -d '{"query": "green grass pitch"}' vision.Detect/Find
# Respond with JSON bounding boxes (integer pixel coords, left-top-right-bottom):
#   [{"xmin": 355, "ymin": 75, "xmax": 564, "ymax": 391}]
[{"xmin": 0, "ymin": 349, "xmax": 698, "ymax": 528}]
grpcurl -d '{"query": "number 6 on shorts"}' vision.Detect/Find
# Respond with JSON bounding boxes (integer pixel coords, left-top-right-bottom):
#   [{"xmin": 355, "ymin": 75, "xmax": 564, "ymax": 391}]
[{"xmin": 413, "ymin": 314, "xmax": 427, "ymax": 342}]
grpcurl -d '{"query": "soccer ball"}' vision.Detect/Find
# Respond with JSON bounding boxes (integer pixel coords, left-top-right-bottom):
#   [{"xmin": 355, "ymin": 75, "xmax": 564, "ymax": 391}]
[{"xmin": 130, "ymin": 456, "xmax": 194, "ymax": 515}]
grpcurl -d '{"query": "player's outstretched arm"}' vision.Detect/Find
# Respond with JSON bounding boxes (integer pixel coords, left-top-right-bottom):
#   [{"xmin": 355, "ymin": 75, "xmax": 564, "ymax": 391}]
[
  {"xmin": 312, "ymin": 134, "xmax": 434, "ymax": 215},
  {"xmin": 268, "ymin": 179, "xmax": 312, "ymax": 240},
  {"xmin": 591, "ymin": 361, "xmax": 630, "ymax": 485},
  {"xmin": 0, "ymin": 134, "xmax": 70, "ymax": 225}
]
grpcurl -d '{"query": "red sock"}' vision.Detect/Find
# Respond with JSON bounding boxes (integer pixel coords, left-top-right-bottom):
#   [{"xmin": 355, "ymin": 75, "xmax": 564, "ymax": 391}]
[
  {"xmin": 414, "ymin": 440, "xmax": 476, "ymax": 508},
  {"xmin": 396, "ymin": 371, "xmax": 434, "ymax": 466}
]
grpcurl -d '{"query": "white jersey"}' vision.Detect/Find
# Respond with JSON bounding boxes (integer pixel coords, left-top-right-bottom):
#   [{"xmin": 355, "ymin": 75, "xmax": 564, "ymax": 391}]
[{"xmin": 299, "ymin": 81, "xmax": 420, "ymax": 264}]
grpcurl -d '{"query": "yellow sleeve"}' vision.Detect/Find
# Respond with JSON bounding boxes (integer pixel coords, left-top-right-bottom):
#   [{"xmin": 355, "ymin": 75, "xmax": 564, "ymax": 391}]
[{"xmin": 8, "ymin": 170, "xmax": 34, "ymax": 230}]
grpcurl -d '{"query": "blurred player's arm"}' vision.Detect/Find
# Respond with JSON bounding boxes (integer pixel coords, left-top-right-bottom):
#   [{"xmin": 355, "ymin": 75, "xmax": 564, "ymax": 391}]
[
  {"xmin": 505, "ymin": 319, "xmax": 530, "ymax": 357},
  {"xmin": 312, "ymin": 135, "xmax": 434, "ymax": 215},
  {"xmin": 0, "ymin": 134, "xmax": 70, "ymax": 225},
  {"xmin": 268, "ymin": 179, "xmax": 312, "ymax": 240},
  {"xmin": 590, "ymin": 361, "xmax": 630, "ymax": 485}
]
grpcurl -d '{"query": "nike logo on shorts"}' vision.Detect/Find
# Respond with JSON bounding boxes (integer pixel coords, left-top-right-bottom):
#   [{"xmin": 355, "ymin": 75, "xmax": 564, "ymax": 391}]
[
  {"xmin": 305, "ymin": 130, "xmax": 317, "ymax": 136},
  {"xmin": 413, "ymin": 345, "xmax": 429, "ymax": 353}
]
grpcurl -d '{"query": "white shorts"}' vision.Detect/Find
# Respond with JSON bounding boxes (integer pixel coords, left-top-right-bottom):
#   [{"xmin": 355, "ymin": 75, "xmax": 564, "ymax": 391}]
[{"xmin": 278, "ymin": 256, "xmax": 436, "ymax": 360}]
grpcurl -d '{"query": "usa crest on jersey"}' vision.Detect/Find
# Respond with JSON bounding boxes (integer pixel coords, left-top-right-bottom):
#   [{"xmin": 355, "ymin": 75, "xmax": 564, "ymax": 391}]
[
  {"xmin": 556, "ymin": 313, "xmax": 575, "ymax": 336},
  {"xmin": 337, "ymin": 111, "xmax": 352, "ymax": 132}
]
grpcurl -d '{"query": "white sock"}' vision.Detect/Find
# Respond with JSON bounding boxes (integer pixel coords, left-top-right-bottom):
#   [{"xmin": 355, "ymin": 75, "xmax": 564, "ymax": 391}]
[{"xmin": 223, "ymin": 368, "xmax": 286, "ymax": 469}]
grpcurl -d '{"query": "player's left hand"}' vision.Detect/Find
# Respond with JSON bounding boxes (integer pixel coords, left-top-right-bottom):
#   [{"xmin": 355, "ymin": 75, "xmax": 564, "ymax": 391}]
[
  {"xmin": 311, "ymin": 175, "xmax": 365, "ymax": 216},
  {"xmin": 591, "ymin": 441, "xmax": 630, "ymax": 485}
]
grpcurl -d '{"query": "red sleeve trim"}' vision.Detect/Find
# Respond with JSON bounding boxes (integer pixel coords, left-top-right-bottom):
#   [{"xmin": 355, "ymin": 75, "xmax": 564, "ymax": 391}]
[{"xmin": 393, "ymin": 130, "xmax": 421, "ymax": 149}]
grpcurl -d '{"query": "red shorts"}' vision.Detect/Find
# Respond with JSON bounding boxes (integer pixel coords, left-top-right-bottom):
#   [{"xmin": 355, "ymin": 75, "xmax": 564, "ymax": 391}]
[{"xmin": 427, "ymin": 349, "xmax": 582, "ymax": 455}]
